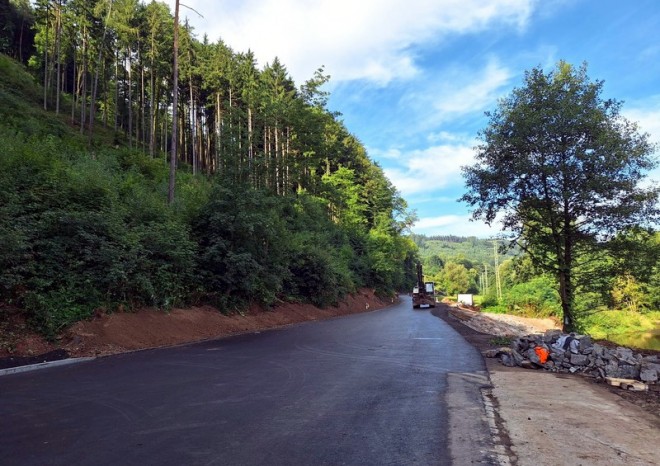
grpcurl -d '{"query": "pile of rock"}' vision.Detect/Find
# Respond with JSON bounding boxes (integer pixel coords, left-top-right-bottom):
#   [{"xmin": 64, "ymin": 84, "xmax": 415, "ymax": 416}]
[{"xmin": 485, "ymin": 329, "xmax": 659, "ymax": 384}]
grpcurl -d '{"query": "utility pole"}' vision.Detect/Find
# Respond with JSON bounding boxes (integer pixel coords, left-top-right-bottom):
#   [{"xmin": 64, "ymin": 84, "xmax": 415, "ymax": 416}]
[
  {"xmin": 493, "ymin": 241, "xmax": 502, "ymax": 300},
  {"xmin": 483, "ymin": 263, "xmax": 489, "ymax": 295}
]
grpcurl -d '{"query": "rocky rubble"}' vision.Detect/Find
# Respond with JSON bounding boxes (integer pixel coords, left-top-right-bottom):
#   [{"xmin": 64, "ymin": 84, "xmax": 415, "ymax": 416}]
[{"xmin": 484, "ymin": 329, "xmax": 660, "ymax": 384}]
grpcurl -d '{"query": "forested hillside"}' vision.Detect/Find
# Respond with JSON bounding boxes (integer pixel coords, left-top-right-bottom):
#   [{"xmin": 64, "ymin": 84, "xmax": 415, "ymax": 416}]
[
  {"xmin": 0, "ymin": 0, "xmax": 417, "ymax": 339},
  {"xmin": 414, "ymin": 229, "xmax": 659, "ymax": 346},
  {"xmin": 411, "ymin": 234, "xmax": 517, "ymax": 295}
]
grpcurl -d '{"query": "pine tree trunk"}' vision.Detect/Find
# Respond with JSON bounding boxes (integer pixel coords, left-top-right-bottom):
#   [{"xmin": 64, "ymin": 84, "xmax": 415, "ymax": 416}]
[
  {"xmin": 275, "ymin": 123, "xmax": 280, "ymax": 195},
  {"xmin": 71, "ymin": 48, "xmax": 77, "ymax": 124},
  {"xmin": 89, "ymin": 2, "xmax": 112, "ymax": 146},
  {"xmin": 189, "ymin": 70, "xmax": 196, "ymax": 175},
  {"xmin": 80, "ymin": 29, "xmax": 87, "ymax": 135},
  {"xmin": 18, "ymin": 18, "xmax": 25, "ymax": 63},
  {"xmin": 215, "ymin": 91, "xmax": 221, "ymax": 172},
  {"xmin": 114, "ymin": 48, "xmax": 119, "ymax": 133},
  {"xmin": 127, "ymin": 49, "xmax": 133, "ymax": 148},
  {"xmin": 149, "ymin": 70, "xmax": 156, "ymax": 157},
  {"xmin": 55, "ymin": 1, "xmax": 61, "ymax": 114},
  {"xmin": 43, "ymin": 2, "xmax": 49, "ymax": 110},
  {"xmin": 248, "ymin": 106, "xmax": 253, "ymax": 184},
  {"xmin": 168, "ymin": 0, "xmax": 180, "ymax": 204}
]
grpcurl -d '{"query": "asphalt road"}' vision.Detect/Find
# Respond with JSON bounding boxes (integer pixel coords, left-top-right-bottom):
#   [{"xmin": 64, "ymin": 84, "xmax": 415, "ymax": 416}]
[{"xmin": 0, "ymin": 297, "xmax": 493, "ymax": 465}]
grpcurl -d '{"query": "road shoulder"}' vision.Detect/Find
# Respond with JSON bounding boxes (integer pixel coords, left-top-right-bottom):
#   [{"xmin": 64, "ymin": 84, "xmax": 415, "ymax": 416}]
[{"xmin": 431, "ymin": 304, "xmax": 660, "ymax": 466}]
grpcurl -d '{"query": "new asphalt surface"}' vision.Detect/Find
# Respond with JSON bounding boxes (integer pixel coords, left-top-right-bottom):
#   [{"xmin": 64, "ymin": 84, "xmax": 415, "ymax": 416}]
[{"xmin": 0, "ymin": 296, "xmax": 492, "ymax": 465}]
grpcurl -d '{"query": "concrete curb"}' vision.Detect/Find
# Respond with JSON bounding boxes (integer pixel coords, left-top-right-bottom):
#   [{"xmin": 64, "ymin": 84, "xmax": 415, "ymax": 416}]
[{"xmin": 0, "ymin": 357, "xmax": 95, "ymax": 377}]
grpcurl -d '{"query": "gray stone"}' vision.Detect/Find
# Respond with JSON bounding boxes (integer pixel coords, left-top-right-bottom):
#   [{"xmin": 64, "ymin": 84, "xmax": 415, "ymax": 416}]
[
  {"xmin": 520, "ymin": 360, "xmax": 537, "ymax": 369},
  {"xmin": 512, "ymin": 338, "xmax": 526, "ymax": 352},
  {"xmin": 578, "ymin": 335, "xmax": 593, "ymax": 352},
  {"xmin": 527, "ymin": 348, "xmax": 541, "ymax": 365},
  {"xmin": 615, "ymin": 347, "xmax": 634, "ymax": 361},
  {"xmin": 544, "ymin": 329, "xmax": 562, "ymax": 343},
  {"xmin": 640, "ymin": 369, "xmax": 658, "ymax": 383},
  {"xmin": 617, "ymin": 363, "xmax": 641, "ymax": 379},
  {"xmin": 591, "ymin": 343, "xmax": 606, "ymax": 358},
  {"xmin": 570, "ymin": 354, "xmax": 589, "ymax": 366},
  {"xmin": 483, "ymin": 348, "xmax": 503, "ymax": 358},
  {"xmin": 500, "ymin": 354, "xmax": 517, "ymax": 367},
  {"xmin": 511, "ymin": 349, "xmax": 525, "ymax": 366},
  {"xmin": 605, "ymin": 362, "xmax": 619, "ymax": 377},
  {"xmin": 550, "ymin": 347, "xmax": 565, "ymax": 358},
  {"xmin": 641, "ymin": 362, "xmax": 660, "ymax": 373}
]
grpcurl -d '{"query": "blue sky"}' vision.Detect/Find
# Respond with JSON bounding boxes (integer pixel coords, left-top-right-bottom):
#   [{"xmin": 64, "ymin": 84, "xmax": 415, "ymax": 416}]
[{"xmin": 166, "ymin": 0, "xmax": 660, "ymax": 237}]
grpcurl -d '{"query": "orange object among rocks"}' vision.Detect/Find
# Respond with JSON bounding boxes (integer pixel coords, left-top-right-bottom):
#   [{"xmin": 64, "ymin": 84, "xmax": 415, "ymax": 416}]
[{"xmin": 535, "ymin": 346, "xmax": 549, "ymax": 364}]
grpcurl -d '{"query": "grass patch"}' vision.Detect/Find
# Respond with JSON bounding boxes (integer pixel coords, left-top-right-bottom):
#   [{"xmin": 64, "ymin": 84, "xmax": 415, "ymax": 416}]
[
  {"xmin": 490, "ymin": 336, "xmax": 513, "ymax": 346},
  {"xmin": 582, "ymin": 310, "xmax": 660, "ymax": 339}
]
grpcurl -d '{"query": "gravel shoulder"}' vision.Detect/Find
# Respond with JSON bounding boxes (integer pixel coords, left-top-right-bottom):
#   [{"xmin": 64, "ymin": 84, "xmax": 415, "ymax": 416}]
[{"xmin": 432, "ymin": 303, "xmax": 660, "ymax": 466}]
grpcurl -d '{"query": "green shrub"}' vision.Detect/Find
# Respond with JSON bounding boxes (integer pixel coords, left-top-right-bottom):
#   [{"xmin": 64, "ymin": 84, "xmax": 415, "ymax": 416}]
[
  {"xmin": 193, "ymin": 181, "xmax": 289, "ymax": 309},
  {"xmin": 24, "ymin": 288, "xmax": 95, "ymax": 340},
  {"xmin": 479, "ymin": 291, "xmax": 500, "ymax": 308},
  {"xmin": 503, "ymin": 275, "xmax": 562, "ymax": 318}
]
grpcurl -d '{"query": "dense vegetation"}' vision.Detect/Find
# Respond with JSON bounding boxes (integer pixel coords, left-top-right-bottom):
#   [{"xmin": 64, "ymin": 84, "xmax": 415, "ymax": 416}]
[
  {"xmin": 1, "ymin": 1, "xmax": 657, "ymax": 344},
  {"xmin": 416, "ymin": 231, "xmax": 659, "ymax": 341},
  {"xmin": 412, "ymin": 234, "xmax": 517, "ymax": 295},
  {"xmin": 0, "ymin": 0, "xmax": 417, "ymax": 339}
]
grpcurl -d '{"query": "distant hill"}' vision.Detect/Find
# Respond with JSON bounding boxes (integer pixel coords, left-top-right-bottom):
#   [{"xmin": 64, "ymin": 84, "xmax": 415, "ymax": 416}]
[{"xmin": 411, "ymin": 233, "xmax": 518, "ymax": 273}]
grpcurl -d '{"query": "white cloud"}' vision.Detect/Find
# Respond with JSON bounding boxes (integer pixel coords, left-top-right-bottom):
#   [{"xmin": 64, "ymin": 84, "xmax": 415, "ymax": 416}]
[
  {"xmin": 383, "ymin": 140, "xmax": 476, "ymax": 196},
  {"xmin": 367, "ymin": 147, "xmax": 404, "ymax": 160},
  {"xmin": 433, "ymin": 60, "xmax": 513, "ymax": 116},
  {"xmin": 427, "ymin": 131, "xmax": 471, "ymax": 144},
  {"xmin": 166, "ymin": 0, "xmax": 536, "ymax": 84},
  {"xmin": 399, "ymin": 59, "xmax": 513, "ymax": 130},
  {"xmin": 412, "ymin": 215, "xmax": 501, "ymax": 237},
  {"xmin": 624, "ymin": 97, "xmax": 660, "ymax": 183},
  {"xmin": 624, "ymin": 98, "xmax": 660, "ymax": 146}
]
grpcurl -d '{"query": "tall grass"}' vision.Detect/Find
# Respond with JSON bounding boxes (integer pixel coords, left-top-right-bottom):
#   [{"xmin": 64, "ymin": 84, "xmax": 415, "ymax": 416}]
[{"xmin": 581, "ymin": 310, "xmax": 660, "ymax": 340}]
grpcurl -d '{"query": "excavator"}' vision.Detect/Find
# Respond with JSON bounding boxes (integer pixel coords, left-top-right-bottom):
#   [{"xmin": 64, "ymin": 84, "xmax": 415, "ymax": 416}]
[{"xmin": 412, "ymin": 262, "xmax": 435, "ymax": 309}]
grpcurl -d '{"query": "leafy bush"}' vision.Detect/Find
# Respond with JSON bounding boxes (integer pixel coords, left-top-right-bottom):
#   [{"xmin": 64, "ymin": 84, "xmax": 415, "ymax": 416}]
[
  {"xmin": 193, "ymin": 181, "xmax": 289, "ymax": 309},
  {"xmin": 479, "ymin": 291, "xmax": 500, "ymax": 308},
  {"xmin": 284, "ymin": 242, "xmax": 342, "ymax": 307},
  {"xmin": 0, "ymin": 130, "xmax": 198, "ymax": 335},
  {"xmin": 503, "ymin": 276, "xmax": 562, "ymax": 318},
  {"xmin": 24, "ymin": 288, "xmax": 94, "ymax": 340}
]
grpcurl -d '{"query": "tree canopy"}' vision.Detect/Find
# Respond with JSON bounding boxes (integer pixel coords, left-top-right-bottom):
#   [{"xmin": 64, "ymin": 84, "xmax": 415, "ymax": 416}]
[{"xmin": 460, "ymin": 61, "xmax": 659, "ymax": 331}]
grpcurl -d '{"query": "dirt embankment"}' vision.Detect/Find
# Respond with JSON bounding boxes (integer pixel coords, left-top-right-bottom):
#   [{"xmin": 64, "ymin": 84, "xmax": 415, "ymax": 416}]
[{"xmin": 1, "ymin": 289, "xmax": 392, "ymax": 364}]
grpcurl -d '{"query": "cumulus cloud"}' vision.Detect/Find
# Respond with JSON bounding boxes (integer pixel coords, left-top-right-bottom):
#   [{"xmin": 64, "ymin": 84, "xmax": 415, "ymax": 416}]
[
  {"xmin": 398, "ymin": 59, "xmax": 513, "ymax": 130},
  {"xmin": 383, "ymin": 140, "xmax": 476, "ymax": 196},
  {"xmin": 624, "ymin": 97, "xmax": 660, "ymax": 183},
  {"xmin": 166, "ymin": 0, "xmax": 536, "ymax": 83},
  {"xmin": 624, "ymin": 98, "xmax": 660, "ymax": 146},
  {"xmin": 412, "ymin": 214, "xmax": 501, "ymax": 237},
  {"xmin": 367, "ymin": 147, "xmax": 404, "ymax": 160}
]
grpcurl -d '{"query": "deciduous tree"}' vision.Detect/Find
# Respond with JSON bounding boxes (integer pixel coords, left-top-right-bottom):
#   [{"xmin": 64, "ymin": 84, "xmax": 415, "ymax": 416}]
[{"xmin": 461, "ymin": 61, "xmax": 659, "ymax": 331}]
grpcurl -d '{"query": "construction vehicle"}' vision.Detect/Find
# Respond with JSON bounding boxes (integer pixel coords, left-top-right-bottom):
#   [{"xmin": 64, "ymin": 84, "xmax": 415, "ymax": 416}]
[{"xmin": 412, "ymin": 263, "xmax": 435, "ymax": 309}]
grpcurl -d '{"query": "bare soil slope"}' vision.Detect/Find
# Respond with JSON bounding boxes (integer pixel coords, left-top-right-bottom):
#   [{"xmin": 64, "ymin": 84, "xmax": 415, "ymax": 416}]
[{"xmin": 1, "ymin": 289, "xmax": 391, "ymax": 365}]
